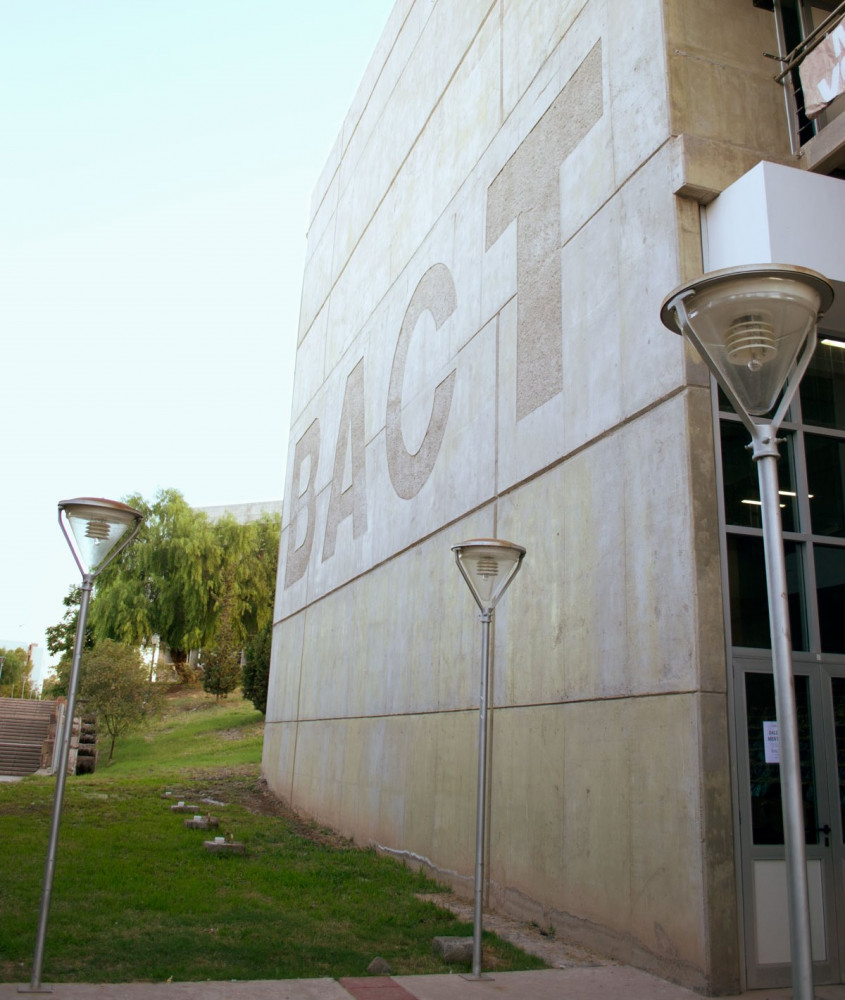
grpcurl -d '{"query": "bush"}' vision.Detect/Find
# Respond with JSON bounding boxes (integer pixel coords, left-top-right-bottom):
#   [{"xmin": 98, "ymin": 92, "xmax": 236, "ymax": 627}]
[{"xmin": 242, "ymin": 621, "xmax": 272, "ymax": 714}]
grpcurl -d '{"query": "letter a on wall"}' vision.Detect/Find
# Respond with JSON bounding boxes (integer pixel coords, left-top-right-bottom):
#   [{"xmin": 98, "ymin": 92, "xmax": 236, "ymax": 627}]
[{"xmin": 323, "ymin": 358, "xmax": 367, "ymax": 561}]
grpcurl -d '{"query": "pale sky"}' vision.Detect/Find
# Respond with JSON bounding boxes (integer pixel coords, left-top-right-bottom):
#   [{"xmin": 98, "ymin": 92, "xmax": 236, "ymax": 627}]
[{"xmin": 1, "ymin": 0, "xmax": 396, "ymax": 677}]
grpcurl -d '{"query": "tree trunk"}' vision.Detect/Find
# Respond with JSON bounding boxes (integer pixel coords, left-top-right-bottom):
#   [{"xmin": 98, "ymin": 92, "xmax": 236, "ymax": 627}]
[{"xmin": 170, "ymin": 649, "xmax": 197, "ymax": 684}]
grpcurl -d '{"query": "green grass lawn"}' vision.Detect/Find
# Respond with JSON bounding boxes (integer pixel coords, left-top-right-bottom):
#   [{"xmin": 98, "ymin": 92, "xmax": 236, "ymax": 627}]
[{"xmin": 0, "ymin": 688, "xmax": 545, "ymax": 984}]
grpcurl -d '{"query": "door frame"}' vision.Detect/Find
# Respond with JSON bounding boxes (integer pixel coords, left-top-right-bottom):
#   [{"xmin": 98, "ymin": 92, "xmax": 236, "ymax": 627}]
[{"xmin": 732, "ymin": 651, "xmax": 844, "ymax": 988}]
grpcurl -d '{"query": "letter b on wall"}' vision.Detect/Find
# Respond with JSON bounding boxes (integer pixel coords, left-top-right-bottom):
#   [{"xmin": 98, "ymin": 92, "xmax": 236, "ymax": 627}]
[{"xmin": 284, "ymin": 419, "xmax": 320, "ymax": 589}]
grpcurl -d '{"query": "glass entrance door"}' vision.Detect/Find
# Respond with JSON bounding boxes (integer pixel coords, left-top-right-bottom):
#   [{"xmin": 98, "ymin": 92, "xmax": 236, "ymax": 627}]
[
  {"xmin": 736, "ymin": 658, "xmax": 845, "ymax": 987},
  {"xmin": 717, "ymin": 339, "xmax": 845, "ymax": 986}
]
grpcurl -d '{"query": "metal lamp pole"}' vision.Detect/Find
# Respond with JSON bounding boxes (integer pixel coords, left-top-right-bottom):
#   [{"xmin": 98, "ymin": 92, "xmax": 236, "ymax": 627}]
[
  {"xmin": 452, "ymin": 538, "xmax": 526, "ymax": 980},
  {"xmin": 471, "ymin": 605, "xmax": 492, "ymax": 978},
  {"xmin": 22, "ymin": 498, "xmax": 142, "ymax": 995},
  {"xmin": 661, "ymin": 265, "xmax": 834, "ymax": 1000}
]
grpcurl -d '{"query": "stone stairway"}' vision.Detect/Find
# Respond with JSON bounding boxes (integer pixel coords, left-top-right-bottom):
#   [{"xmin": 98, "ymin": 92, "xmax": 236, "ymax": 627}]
[{"xmin": 0, "ymin": 697, "xmax": 58, "ymax": 776}]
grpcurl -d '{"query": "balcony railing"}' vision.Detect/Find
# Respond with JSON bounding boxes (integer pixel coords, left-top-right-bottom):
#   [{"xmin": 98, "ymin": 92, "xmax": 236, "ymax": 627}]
[{"xmin": 772, "ymin": 0, "xmax": 845, "ymax": 169}]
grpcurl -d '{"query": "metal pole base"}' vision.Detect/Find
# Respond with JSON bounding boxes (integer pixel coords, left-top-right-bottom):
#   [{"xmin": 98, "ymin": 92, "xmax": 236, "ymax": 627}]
[
  {"xmin": 459, "ymin": 973, "xmax": 494, "ymax": 982},
  {"xmin": 18, "ymin": 986, "xmax": 53, "ymax": 994}
]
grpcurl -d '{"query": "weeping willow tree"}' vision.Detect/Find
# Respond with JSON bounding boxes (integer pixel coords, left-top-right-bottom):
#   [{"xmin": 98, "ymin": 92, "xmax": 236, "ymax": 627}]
[{"xmin": 88, "ymin": 488, "xmax": 279, "ymax": 683}]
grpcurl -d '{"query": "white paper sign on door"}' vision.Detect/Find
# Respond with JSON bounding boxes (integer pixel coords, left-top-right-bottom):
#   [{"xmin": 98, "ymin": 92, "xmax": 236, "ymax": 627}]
[{"xmin": 764, "ymin": 720, "xmax": 780, "ymax": 764}]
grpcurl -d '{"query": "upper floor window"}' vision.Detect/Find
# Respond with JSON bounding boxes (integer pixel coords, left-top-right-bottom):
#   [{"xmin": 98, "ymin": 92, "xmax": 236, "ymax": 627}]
[{"xmin": 720, "ymin": 338, "xmax": 845, "ymax": 653}]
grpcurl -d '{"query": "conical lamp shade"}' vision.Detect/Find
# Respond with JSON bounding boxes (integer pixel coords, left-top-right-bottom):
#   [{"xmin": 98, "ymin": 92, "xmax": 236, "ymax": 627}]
[
  {"xmin": 661, "ymin": 264, "xmax": 833, "ymax": 416},
  {"xmin": 59, "ymin": 497, "xmax": 142, "ymax": 574},
  {"xmin": 452, "ymin": 538, "xmax": 526, "ymax": 612}
]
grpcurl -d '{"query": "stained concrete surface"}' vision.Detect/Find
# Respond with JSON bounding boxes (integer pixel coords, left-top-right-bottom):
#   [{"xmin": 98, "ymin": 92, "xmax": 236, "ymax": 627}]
[{"xmin": 3, "ymin": 968, "xmax": 845, "ymax": 1000}]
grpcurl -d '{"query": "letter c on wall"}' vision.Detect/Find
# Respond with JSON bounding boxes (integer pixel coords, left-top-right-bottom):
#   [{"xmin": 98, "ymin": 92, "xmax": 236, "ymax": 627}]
[{"xmin": 386, "ymin": 263, "xmax": 457, "ymax": 500}]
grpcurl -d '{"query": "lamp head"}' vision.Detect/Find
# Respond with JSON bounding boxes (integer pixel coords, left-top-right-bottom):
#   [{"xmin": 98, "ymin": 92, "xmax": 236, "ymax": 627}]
[
  {"xmin": 452, "ymin": 538, "xmax": 526, "ymax": 613},
  {"xmin": 660, "ymin": 264, "xmax": 833, "ymax": 417},
  {"xmin": 58, "ymin": 497, "xmax": 143, "ymax": 577}
]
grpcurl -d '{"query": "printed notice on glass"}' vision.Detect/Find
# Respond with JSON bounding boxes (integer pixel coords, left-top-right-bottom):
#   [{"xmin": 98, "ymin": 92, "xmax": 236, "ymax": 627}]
[{"xmin": 764, "ymin": 721, "xmax": 780, "ymax": 764}]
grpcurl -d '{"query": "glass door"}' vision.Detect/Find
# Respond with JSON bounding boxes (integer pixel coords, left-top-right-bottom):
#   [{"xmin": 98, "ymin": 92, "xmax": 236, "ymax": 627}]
[
  {"xmin": 821, "ymin": 666, "xmax": 845, "ymax": 977},
  {"xmin": 717, "ymin": 339, "xmax": 845, "ymax": 986},
  {"xmin": 736, "ymin": 657, "xmax": 844, "ymax": 987}
]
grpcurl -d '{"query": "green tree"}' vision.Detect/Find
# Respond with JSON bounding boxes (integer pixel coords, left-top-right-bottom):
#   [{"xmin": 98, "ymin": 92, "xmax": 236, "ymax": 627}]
[
  {"xmin": 89, "ymin": 491, "xmax": 281, "ymax": 684},
  {"xmin": 201, "ymin": 565, "xmax": 242, "ymax": 700},
  {"xmin": 90, "ymin": 489, "xmax": 218, "ymax": 682},
  {"xmin": 0, "ymin": 648, "xmax": 29, "ymax": 698},
  {"xmin": 40, "ymin": 670, "xmax": 61, "ymax": 700},
  {"xmin": 207, "ymin": 512, "xmax": 280, "ymax": 642},
  {"xmin": 242, "ymin": 620, "xmax": 272, "ymax": 714},
  {"xmin": 46, "ymin": 586, "xmax": 93, "ymax": 660},
  {"xmin": 45, "ymin": 586, "xmax": 95, "ymax": 697},
  {"xmin": 79, "ymin": 640, "xmax": 155, "ymax": 760},
  {"xmin": 210, "ymin": 512, "xmax": 279, "ymax": 710}
]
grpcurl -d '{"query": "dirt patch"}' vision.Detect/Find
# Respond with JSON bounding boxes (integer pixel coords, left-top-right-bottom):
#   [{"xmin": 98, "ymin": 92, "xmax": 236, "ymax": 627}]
[
  {"xmin": 415, "ymin": 893, "xmax": 614, "ymax": 970},
  {"xmin": 217, "ymin": 728, "xmax": 250, "ymax": 741},
  {"xmin": 163, "ymin": 772, "xmax": 354, "ymax": 849}
]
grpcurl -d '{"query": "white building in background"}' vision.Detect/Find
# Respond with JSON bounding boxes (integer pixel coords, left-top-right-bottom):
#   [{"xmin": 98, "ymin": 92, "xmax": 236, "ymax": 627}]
[
  {"xmin": 263, "ymin": 0, "xmax": 845, "ymax": 992},
  {"xmin": 196, "ymin": 500, "xmax": 283, "ymax": 525}
]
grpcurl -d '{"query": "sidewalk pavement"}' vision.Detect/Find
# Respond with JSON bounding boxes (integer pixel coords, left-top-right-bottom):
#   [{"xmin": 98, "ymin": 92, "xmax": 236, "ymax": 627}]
[{"xmin": 2, "ymin": 967, "xmax": 845, "ymax": 1000}]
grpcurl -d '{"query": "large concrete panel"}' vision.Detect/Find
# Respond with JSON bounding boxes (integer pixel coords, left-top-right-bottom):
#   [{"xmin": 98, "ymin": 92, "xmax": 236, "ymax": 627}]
[{"xmin": 494, "ymin": 395, "xmax": 710, "ymax": 707}]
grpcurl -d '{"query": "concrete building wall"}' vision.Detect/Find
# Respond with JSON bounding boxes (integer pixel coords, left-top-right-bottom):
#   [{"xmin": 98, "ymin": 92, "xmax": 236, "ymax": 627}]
[{"xmin": 264, "ymin": 0, "xmax": 790, "ymax": 990}]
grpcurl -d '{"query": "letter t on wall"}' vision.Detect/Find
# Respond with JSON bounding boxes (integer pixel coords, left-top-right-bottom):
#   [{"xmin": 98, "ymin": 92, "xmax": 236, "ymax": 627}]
[{"xmin": 485, "ymin": 41, "xmax": 603, "ymax": 422}]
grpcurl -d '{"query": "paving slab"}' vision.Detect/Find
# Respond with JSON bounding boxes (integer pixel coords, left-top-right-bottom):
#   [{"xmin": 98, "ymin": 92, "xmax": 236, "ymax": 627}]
[
  {"xmin": 395, "ymin": 968, "xmax": 845, "ymax": 1000},
  {"xmin": 395, "ymin": 968, "xmax": 700, "ymax": 1000},
  {"xmin": 341, "ymin": 977, "xmax": 417, "ymax": 1000}
]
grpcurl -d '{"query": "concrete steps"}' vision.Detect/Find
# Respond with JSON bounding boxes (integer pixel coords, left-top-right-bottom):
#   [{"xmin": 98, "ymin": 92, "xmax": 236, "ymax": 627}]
[{"xmin": 0, "ymin": 698, "xmax": 58, "ymax": 776}]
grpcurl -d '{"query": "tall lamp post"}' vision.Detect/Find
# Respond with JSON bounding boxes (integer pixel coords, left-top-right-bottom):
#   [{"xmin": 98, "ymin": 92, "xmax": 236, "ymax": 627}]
[
  {"xmin": 22, "ymin": 498, "xmax": 143, "ymax": 995},
  {"xmin": 452, "ymin": 538, "xmax": 526, "ymax": 980},
  {"xmin": 660, "ymin": 264, "xmax": 834, "ymax": 1000}
]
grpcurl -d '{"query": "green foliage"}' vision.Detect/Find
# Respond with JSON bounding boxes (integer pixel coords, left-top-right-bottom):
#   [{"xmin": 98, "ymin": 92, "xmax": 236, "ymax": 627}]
[
  {"xmin": 208, "ymin": 514, "xmax": 277, "ymax": 642},
  {"xmin": 201, "ymin": 565, "xmax": 242, "ymax": 700},
  {"xmin": 89, "ymin": 490, "xmax": 216, "ymax": 680},
  {"xmin": 41, "ymin": 658, "xmax": 69, "ymax": 699},
  {"xmin": 0, "ymin": 647, "xmax": 29, "ymax": 698},
  {"xmin": 44, "ymin": 586, "xmax": 95, "ymax": 697},
  {"xmin": 80, "ymin": 640, "xmax": 159, "ymax": 760},
  {"xmin": 242, "ymin": 620, "xmax": 272, "ymax": 714},
  {"xmin": 45, "ymin": 586, "xmax": 93, "ymax": 660},
  {"xmin": 87, "ymin": 490, "xmax": 280, "ymax": 684}
]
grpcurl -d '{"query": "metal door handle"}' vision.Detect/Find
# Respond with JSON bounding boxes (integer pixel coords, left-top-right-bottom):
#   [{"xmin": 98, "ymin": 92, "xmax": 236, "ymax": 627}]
[{"xmin": 818, "ymin": 823, "xmax": 832, "ymax": 846}]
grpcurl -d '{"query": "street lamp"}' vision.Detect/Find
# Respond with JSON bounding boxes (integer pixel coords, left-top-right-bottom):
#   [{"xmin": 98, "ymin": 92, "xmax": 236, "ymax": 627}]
[
  {"xmin": 452, "ymin": 538, "xmax": 526, "ymax": 980},
  {"xmin": 22, "ymin": 498, "xmax": 142, "ymax": 994},
  {"xmin": 660, "ymin": 264, "xmax": 834, "ymax": 1000}
]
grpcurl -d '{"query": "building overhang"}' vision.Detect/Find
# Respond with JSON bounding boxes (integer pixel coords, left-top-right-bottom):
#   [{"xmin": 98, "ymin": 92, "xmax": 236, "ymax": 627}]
[{"xmin": 702, "ymin": 161, "xmax": 845, "ymax": 332}]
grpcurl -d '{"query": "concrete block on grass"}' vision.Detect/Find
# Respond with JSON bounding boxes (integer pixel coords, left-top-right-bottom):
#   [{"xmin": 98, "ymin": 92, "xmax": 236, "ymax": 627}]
[
  {"xmin": 204, "ymin": 839, "xmax": 245, "ymax": 854},
  {"xmin": 433, "ymin": 937, "xmax": 473, "ymax": 963},
  {"xmin": 184, "ymin": 816, "xmax": 220, "ymax": 830}
]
